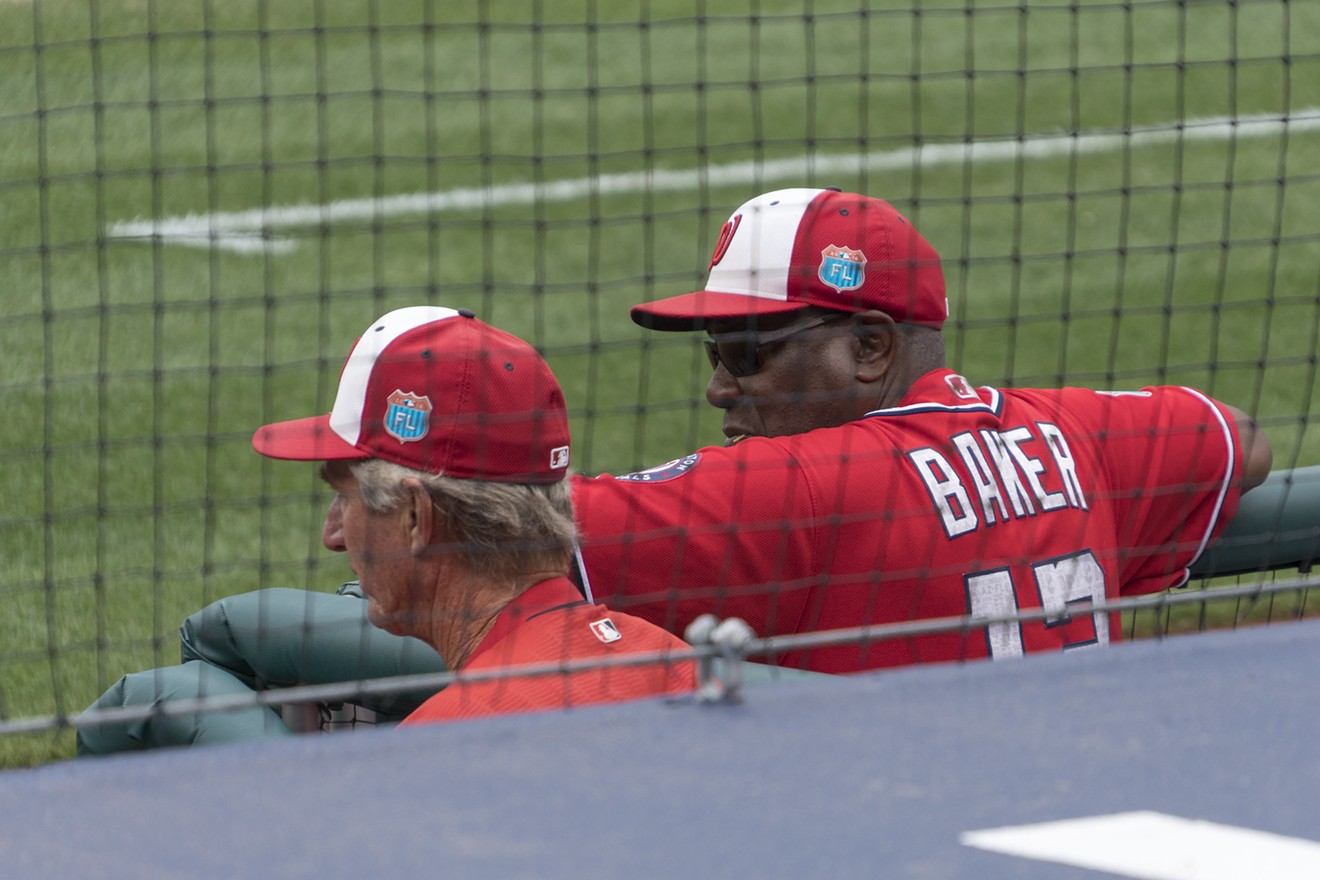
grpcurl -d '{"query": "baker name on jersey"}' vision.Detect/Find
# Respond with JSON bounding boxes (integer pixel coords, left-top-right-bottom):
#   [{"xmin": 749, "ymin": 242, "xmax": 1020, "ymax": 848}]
[{"xmin": 906, "ymin": 422, "xmax": 1088, "ymax": 539}]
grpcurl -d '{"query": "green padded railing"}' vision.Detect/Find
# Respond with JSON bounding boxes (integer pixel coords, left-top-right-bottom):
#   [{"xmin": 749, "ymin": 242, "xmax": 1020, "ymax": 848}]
[{"xmin": 1191, "ymin": 466, "xmax": 1320, "ymax": 578}]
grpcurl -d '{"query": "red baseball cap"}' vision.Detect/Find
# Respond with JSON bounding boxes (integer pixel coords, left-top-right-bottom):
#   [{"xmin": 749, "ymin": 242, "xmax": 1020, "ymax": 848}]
[
  {"xmin": 630, "ymin": 188, "xmax": 947, "ymax": 331},
  {"xmin": 252, "ymin": 307, "xmax": 571, "ymax": 484}
]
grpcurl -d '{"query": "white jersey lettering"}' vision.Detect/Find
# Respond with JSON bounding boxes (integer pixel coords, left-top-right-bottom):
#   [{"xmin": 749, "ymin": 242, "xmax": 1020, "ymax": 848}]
[
  {"xmin": 1001, "ymin": 426, "xmax": 1067, "ymax": 512},
  {"xmin": 1039, "ymin": 422, "xmax": 1088, "ymax": 511},
  {"xmin": 952, "ymin": 431, "xmax": 1009, "ymax": 526},
  {"xmin": 908, "ymin": 447, "xmax": 979, "ymax": 538},
  {"xmin": 908, "ymin": 424, "xmax": 1090, "ymax": 538},
  {"xmin": 980, "ymin": 429, "xmax": 1036, "ymax": 518}
]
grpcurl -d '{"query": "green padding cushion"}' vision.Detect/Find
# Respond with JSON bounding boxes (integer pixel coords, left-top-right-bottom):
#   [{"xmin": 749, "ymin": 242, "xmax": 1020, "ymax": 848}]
[
  {"xmin": 1192, "ymin": 466, "xmax": 1320, "ymax": 577},
  {"xmin": 77, "ymin": 661, "xmax": 293, "ymax": 755},
  {"xmin": 179, "ymin": 587, "xmax": 447, "ymax": 718}
]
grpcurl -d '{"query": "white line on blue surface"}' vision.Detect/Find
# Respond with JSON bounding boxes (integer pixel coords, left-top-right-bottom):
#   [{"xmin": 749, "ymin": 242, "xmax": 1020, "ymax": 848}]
[{"xmin": 962, "ymin": 810, "xmax": 1320, "ymax": 880}]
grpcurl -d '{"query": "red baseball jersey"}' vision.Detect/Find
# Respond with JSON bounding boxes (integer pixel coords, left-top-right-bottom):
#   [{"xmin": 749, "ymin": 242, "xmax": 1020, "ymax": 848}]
[
  {"xmin": 400, "ymin": 577, "xmax": 695, "ymax": 725},
  {"xmin": 573, "ymin": 369, "xmax": 1244, "ymax": 673}
]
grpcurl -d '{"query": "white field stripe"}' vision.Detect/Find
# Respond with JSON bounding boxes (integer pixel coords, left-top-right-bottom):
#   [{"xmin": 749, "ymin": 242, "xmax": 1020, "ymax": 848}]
[
  {"xmin": 961, "ymin": 811, "xmax": 1320, "ymax": 880},
  {"xmin": 108, "ymin": 108, "xmax": 1320, "ymax": 254}
]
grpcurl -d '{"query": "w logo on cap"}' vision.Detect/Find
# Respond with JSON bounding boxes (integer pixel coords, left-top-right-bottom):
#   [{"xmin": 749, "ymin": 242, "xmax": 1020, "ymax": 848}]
[
  {"xmin": 709, "ymin": 214, "xmax": 742, "ymax": 269},
  {"xmin": 385, "ymin": 390, "xmax": 432, "ymax": 444}
]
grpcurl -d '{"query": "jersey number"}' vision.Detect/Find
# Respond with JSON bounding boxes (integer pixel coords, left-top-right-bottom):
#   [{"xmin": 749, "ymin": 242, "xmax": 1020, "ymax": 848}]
[{"xmin": 964, "ymin": 550, "xmax": 1108, "ymax": 658}]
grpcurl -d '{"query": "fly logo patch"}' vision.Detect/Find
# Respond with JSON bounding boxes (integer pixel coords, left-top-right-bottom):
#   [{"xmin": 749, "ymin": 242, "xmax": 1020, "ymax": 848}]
[
  {"xmin": 384, "ymin": 391, "xmax": 432, "ymax": 443},
  {"xmin": 819, "ymin": 245, "xmax": 866, "ymax": 292}
]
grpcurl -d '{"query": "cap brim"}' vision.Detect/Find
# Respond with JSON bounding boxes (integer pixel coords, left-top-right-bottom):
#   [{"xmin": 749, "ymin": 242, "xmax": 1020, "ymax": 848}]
[
  {"xmin": 252, "ymin": 415, "xmax": 369, "ymax": 462},
  {"xmin": 630, "ymin": 291, "xmax": 810, "ymax": 331}
]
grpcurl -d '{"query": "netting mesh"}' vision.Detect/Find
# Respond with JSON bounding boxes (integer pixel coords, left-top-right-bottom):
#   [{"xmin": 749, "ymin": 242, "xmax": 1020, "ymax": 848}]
[{"xmin": 2, "ymin": 0, "xmax": 1318, "ymax": 764}]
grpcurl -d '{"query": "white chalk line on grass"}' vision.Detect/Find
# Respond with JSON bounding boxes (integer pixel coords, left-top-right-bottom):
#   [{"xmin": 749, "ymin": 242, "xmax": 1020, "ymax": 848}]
[{"xmin": 108, "ymin": 108, "xmax": 1320, "ymax": 255}]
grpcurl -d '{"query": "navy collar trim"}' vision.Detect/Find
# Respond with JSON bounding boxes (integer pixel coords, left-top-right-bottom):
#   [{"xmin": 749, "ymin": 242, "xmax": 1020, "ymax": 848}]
[{"xmin": 863, "ymin": 385, "xmax": 1003, "ymax": 419}]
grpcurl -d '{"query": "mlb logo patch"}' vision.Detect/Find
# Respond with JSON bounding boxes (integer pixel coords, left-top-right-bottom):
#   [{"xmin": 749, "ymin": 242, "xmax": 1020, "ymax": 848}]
[
  {"xmin": 945, "ymin": 374, "xmax": 979, "ymax": 401},
  {"xmin": 589, "ymin": 618, "xmax": 622, "ymax": 644},
  {"xmin": 819, "ymin": 245, "xmax": 866, "ymax": 292},
  {"xmin": 550, "ymin": 445, "xmax": 570, "ymax": 470},
  {"xmin": 384, "ymin": 390, "xmax": 432, "ymax": 444}
]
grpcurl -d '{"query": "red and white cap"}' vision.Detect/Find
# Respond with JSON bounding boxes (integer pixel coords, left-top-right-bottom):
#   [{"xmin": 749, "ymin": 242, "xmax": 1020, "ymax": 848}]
[
  {"xmin": 630, "ymin": 188, "xmax": 947, "ymax": 331},
  {"xmin": 252, "ymin": 307, "xmax": 571, "ymax": 484}
]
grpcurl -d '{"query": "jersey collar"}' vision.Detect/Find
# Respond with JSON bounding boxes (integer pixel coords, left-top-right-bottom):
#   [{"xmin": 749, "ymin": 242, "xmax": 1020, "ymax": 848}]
[
  {"xmin": 863, "ymin": 368, "xmax": 1003, "ymax": 418},
  {"xmin": 463, "ymin": 576, "xmax": 588, "ymax": 668}
]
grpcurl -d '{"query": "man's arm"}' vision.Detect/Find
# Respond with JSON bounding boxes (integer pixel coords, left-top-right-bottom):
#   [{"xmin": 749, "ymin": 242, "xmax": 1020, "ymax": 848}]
[{"xmin": 1223, "ymin": 404, "xmax": 1273, "ymax": 492}]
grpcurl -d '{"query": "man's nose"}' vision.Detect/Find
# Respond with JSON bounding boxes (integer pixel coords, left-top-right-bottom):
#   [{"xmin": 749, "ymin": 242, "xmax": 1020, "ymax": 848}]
[
  {"xmin": 705, "ymin": 363, "xmax": 741, "ymax": 409},
  {"xmin": 322, "ymin": 496, "xmax": 347, "ymax": 552}
]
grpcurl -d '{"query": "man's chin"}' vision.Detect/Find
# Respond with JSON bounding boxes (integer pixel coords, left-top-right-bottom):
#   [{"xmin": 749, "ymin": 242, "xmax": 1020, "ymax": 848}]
[{"xmin": 365, "ymin": 603, "xmax": 412, "ymax": 637}]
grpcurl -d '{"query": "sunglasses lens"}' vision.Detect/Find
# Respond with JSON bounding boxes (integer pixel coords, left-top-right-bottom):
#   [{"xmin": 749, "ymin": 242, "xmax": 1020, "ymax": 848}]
[
  {"xmin": 704, "ymin": 339, "xmax": 758, "ymax": 377},
  {"xmin": 703, "ymin": 340, "xmax": 721, "ymax": 372},
  {"xmin": 706, "ymin": 313, "xmax": 844, "ymax": 377},
  {"xmin": 728, "ymin": 341, "xmax": 759, "ymax": 377}
]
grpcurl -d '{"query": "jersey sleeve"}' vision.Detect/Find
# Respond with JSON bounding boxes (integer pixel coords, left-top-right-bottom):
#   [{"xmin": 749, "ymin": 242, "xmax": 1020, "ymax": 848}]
[
  {"xmin": 1088, "ymin": 386, "xmax": 1244, "ymax": 594},
  {"xmin": 571, "ymin": 441, "xmax": 825, "ymax": 639}
]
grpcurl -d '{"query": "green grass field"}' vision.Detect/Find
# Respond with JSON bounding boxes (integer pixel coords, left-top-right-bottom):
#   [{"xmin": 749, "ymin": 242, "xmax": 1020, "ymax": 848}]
[{"xmin": 2, "ymin": 0, "xmax": 1319, "ymax": 767}]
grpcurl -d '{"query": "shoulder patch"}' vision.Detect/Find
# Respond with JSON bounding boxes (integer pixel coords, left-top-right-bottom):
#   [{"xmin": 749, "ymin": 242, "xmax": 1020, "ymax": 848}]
[
  {"xmin": 616, "ymin": 453, "xmax": 702, "ymax": 483},
  {"xmin": 589, "ymin": 618, "xmax": 622, "ymax": 644}
]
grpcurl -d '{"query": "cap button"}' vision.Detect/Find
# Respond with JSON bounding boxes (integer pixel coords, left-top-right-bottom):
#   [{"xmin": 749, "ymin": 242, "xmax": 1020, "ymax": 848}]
[{"xmin": 457, "ymin": 308, "xmax": 476, "ymax": 319}]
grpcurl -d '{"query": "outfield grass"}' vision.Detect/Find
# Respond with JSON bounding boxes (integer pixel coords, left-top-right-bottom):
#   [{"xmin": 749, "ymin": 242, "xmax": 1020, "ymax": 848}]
[{"xmin": 2, "ymin": 0, "xmax": 1318, "ymax": 767}]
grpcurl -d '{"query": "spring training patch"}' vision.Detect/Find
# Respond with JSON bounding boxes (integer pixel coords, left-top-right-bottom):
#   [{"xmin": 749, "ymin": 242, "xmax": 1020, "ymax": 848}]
[
  {"xmin": 819, "ymin": 244, "xmax": 866, "ymax": 292},
  {"xmin": 385, "ymin": 390, "xmax": 432, "ymax": 443},
  {"xmin": 615, "ymin": 453, "xmax": 701, "ymax": 483}
]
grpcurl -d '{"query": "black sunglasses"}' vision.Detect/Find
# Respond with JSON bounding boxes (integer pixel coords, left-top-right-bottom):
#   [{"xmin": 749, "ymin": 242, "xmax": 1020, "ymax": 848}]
[{"xmin": 703, "ymin": 312, "xmax": 852, "ymax": 378}]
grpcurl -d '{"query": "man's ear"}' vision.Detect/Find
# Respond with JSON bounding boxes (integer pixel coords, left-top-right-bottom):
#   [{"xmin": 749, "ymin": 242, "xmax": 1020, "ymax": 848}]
[
  {"xmin": 400, "ymin": 478, "xmax": 435, "ymax": 555},
  {"xmin": 852, "ymin": 310, "xmax": 897, "ymax": 383}
]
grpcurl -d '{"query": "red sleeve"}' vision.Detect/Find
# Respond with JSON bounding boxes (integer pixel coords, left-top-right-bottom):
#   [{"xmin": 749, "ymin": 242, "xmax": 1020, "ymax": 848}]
[
  {"xmin": 1088, "ymin": 386, "xmax": 1244, "ymax": 594},
  {"xmin": 571, "ymin": 441, "xmax": 823, "ymax": 638}
]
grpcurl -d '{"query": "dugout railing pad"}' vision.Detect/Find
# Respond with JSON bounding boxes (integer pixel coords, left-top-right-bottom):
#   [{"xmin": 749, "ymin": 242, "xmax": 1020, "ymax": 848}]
[{"xmin": 1191, "ymin": 465, "xmax": 1320, "ymax": 578}]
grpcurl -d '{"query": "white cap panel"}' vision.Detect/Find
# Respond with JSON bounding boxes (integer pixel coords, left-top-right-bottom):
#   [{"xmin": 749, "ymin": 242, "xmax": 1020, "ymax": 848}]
[
  {"xmin": 703, "ymin": 188, "xmax": 824, "ymax": 301},
  {"xmin": 329, "ymin": 306, "xmax": 461, "ymax": 445}
]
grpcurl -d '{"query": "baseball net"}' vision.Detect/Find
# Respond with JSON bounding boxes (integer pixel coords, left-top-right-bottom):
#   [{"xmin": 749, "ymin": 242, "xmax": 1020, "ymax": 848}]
[{"xmin": 1, "ymin": 0, "xmax": 1318, "ymax": 764}]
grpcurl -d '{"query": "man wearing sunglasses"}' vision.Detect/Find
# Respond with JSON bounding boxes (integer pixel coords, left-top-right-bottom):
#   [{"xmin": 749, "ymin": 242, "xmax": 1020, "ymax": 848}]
[
  {"xmin": 577, "ymin": 187, "xmax": 1270, "ymax": 672},
  {"xmin": 82, "ymin": 187, "xmax": 1272, "ymax": 750}
]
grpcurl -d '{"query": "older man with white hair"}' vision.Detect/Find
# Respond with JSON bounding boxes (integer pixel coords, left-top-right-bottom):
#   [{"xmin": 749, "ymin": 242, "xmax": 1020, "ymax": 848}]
[{"xmin": 78, "ymin": 307, "xmax": 694, "ymax": 751}]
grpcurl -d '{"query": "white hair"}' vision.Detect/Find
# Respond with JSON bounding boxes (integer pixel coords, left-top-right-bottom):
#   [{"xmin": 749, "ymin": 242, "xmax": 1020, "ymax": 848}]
[{"xmin": 350, "ymin": 459, "xmax": 576, "ymax": 583}]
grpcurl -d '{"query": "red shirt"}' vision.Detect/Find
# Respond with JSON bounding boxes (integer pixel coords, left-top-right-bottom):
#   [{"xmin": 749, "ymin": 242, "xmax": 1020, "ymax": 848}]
[
  {"xmin": 400, "ymin": 577, "xmax": 695, "ymax": 725},
  {"xmin": 573, "ymin": 369, "xmax": 1244, "ymax": 673}
]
